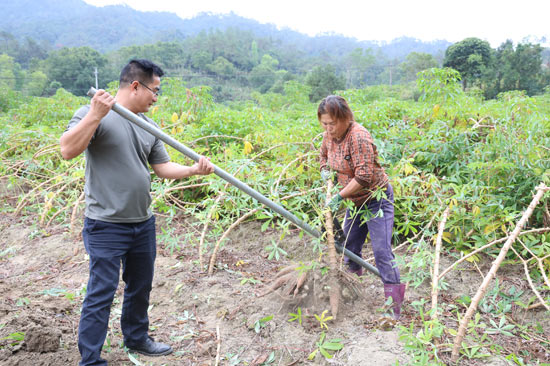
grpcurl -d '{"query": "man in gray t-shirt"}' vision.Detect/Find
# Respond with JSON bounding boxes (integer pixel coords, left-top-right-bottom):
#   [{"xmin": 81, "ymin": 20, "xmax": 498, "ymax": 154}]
[
  {"xmin": 67, "ymin": 105, "xmax": 170, "ymax": 222},
  {"xmin": 61, "ymin": 59, "xmax": 214, "ymax": 366}
]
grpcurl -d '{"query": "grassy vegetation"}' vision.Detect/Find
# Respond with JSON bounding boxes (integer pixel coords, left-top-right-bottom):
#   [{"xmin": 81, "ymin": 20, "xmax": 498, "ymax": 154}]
[{"xmin": 1, "ymin": 70, "xmax": 549, "ymax": 364}]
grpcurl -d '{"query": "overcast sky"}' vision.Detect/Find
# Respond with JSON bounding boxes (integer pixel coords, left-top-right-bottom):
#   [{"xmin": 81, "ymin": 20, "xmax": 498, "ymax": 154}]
[{"xmin": 84, "ymin": 0, "xmax": 549, "ymax": 47}]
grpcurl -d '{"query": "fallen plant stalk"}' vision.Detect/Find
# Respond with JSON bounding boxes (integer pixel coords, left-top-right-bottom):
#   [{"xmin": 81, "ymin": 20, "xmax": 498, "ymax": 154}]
[
  {"xmin": 190, "ymin": 134, "xmax": 245, "ymax": 145},
  {"xmin": 198, "ymin": 193, "xmax": 226, "ymax": 269},
  {"xmin": 438, "ymin": 227, "xmax": 550, "ymax": 281},
  {"xmin": 450, "ymin": 183, "xmax": 549, "ymax": 363},
  {"xmin": 271, "ymin": 151, "xmax": 316, "ymax": 196},
  {"xmin": 151, "ymin": 181, "xmax": 210, "ymax": 207},
  {"xmin": 70, "ymin": 190, "xmax": 85, "ymax": 235},
  {"xmin": 208, "ymin": 208, "xmax": 260, "ymax": 275},
  {"xmin": 431, "ymin": 207, "xmax": 450, "ymax": 319},
  {"xmin": 40, "ymin": 177, "xmax": 81, "ymax": 226},
  {"xmin": 510, "ymin": 245, "xmax": 550, "ymax": 311}
]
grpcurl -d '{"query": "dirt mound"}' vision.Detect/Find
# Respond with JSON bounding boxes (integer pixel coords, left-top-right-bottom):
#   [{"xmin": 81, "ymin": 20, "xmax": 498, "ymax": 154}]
[{"xmin": 25, "ymin": 326, "xmax": 62, "ymax": 353}]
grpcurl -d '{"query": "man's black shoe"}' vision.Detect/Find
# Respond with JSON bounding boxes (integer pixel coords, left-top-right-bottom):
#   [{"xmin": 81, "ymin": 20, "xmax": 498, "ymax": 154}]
[{"xmin": 127, "ymin": 337, "xmax": 173, "ymax": 357}]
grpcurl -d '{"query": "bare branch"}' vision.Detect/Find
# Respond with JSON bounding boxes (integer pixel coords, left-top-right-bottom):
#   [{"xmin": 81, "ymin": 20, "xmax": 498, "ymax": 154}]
[
  {"xmin": 431, "ymin": 207, "xmax": 450, "ymax": 319},
  {"xmin": 451, "ymin": 183, "xmax": 549, "ymax": 363}
]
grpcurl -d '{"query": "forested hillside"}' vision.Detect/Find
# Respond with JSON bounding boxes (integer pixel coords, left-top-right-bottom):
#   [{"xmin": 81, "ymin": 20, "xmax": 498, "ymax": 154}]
[
  {"xmin": 2, "ymin": 0, "xmax": 549, "ymax": 103},
  {"xmin": 2, "ymin": 0, "xmax": 450, "ymax": 56}
]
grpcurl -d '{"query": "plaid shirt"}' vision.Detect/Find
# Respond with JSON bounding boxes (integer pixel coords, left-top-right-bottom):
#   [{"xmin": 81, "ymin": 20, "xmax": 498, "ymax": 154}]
[{"xmin": 320, "ymin": 122, "xmax": 388, "ymax": 206}]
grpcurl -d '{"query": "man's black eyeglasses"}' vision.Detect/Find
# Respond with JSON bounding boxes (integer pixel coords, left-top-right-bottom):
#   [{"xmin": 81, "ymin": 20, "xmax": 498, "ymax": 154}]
[{"xmin": 137, "ymin": 81, "xmax": 161, "ymax": 96}]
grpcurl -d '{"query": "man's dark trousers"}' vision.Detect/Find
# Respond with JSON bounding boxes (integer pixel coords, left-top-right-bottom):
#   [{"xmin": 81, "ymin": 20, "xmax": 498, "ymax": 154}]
[{"xmin": 78, "ymin": 216, "xmax": 156, "ymax": 366}]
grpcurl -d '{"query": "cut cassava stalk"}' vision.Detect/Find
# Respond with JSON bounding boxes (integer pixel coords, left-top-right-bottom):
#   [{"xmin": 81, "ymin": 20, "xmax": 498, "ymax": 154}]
[
  {"xmin": 39, "ymin": 177, "xmax": 80, "ymax": 226},
  {"xmin": 13, "ymin": 159, "xmax": 80, "ymax": 216},
  {"xmin": 450, "ymin": 183, "xmax": 549, "ymax": 363},
  {"xmin": 324, "ymin": 179, "xmax": 340, "ymax": 319},
  {"xmin": 543, "ymin": 200, "xmax": 550, "ymax": 227},
  {"xmin": 46, "ymin": 201, "xmax": 71, "ymax": 228},
  {"xmin": 198, "ymin": 193, "xmax": 226, "ymax": 270},
  {"xmin": 431, "ymin": 207, "xmax": 450, "ymax": 319},
  {"xmin": 190, "ymin": 134, "xmax": 246, "ymax": 145},
  {"xmin": 208, "ymin": 208, "xmax": 260, "ymax": 275},
  {"xmin": 32, "ymin": 144, "xmax": 60, "ymax": 160},
  {"xmin": 70, "ymin": 190, "xmax": 85, "ymax": 236},
  {"xmin": 150, "ymin": 182, "xmax": 210, "ymax": 208},
  {"xmin": 510, "ymin": 245, "xmax": 550, "ymax": 311},
  {"xmin": 14, "ymin": 175, "xmax": 62, "ymax": 216},
  {"xmin": 437, "ymin": 227, "xmax": 550, "ymax": 282},
  {"xmin": 271, "ymin": 152, "xmax": 316, "ymax": 196}
]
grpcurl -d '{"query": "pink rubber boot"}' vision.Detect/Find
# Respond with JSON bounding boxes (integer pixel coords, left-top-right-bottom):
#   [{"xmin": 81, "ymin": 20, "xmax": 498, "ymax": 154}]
[{"xmin": 383, "ymin": 283, "xmax": 406, "ymax": 320}]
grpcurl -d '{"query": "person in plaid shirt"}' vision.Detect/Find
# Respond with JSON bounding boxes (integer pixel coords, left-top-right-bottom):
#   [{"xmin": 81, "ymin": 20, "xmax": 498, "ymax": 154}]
[{"xmin": 318, "ymin": 95, "xmax": 406, "ymax": 319}]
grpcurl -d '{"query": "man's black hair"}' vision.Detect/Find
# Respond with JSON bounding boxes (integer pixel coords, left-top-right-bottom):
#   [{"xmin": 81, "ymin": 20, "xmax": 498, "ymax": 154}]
[{"xmin": 119, "ymin": 59, "xmax": 164, "ymax": 87}]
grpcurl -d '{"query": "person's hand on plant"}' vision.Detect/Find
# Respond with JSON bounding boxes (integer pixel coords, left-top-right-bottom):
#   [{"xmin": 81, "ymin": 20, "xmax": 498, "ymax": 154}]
[
  {"xmin": 325, "ymin": 193, "xmax": 343, "ymax": 212},
  {"xmin": 320, "ymin": 169, "xmax": 332, "ymax": 182}
]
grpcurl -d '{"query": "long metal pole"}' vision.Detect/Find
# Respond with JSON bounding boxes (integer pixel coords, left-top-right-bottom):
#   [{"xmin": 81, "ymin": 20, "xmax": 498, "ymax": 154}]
[{"xmin": 87, "ymin": 87, "xmax": 380, "ymax": 278}]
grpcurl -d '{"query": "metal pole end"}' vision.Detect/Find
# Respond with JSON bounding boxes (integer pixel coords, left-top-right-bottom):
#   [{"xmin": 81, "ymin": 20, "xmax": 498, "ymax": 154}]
[{"xmin": 87, "ymin": 87, "xmax": 97, "ymax": 98}]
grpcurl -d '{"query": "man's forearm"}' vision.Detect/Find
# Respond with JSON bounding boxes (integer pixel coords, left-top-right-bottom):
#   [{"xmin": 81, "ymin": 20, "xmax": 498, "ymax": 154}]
[
  {"xmin": 152, "ymin": 162, "xmax": 197, "ymax": 179},
  {"xmin": 339, "ymin": 179, "xmax": 364, "ymax": 198}
]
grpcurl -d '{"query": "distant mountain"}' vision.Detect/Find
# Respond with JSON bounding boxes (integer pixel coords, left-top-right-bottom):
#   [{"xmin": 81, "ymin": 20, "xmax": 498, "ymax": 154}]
[
  {"xmin": 1, "ymin": 0, "xmax": 451, "ymax": 59},
  {"xmin": 2, "ymin": 0, "xmax": 186, "ymax": 51}
]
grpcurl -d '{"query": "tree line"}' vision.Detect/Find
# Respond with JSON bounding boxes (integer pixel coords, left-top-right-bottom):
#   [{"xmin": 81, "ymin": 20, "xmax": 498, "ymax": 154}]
[
  {"xmin": 444, "ymin": 37, "xmax": 550, "ymax": 98},
  {"xmin": 1, "ymin": 29, "xmax": 549, "ymax": 105}
]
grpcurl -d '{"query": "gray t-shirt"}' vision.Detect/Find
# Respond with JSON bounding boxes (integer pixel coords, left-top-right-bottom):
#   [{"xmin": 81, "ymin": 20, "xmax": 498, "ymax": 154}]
[{"xmin": 67, "ymin": 106, "xmax": 170, "ymax": 223}]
